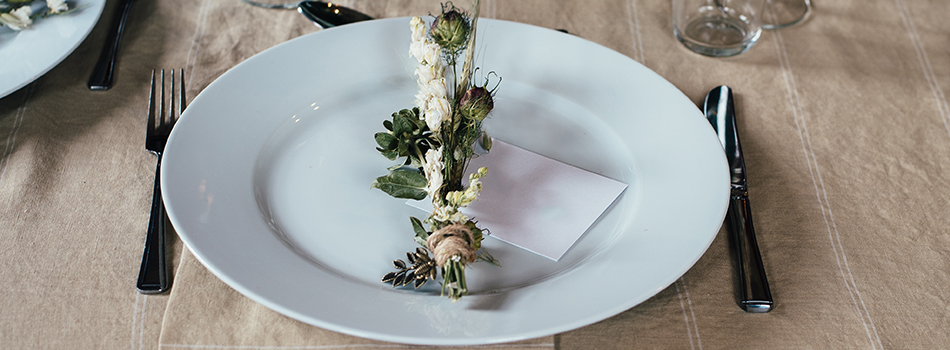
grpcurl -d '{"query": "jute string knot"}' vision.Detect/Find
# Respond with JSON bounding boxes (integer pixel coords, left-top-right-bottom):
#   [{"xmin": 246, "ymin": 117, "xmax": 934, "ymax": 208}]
[{"xmin": 426, "ymin": 224, "xmax": 477, "ymax": 267}]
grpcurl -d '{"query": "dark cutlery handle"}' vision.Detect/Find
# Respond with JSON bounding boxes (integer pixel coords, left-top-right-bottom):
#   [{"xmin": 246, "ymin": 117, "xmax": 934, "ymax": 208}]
[
  {"xmin": 137, "ymin": 153, "xmax": 168, "ymax": 294},
  {"xmin": 728, "ymin": 189, "xmax": 772, "ymax": 312},
  {"xmin": 297, "ymin": 1, "xmax": 372, "ymax": 28},
  {"xmin": 88, "ymin": 0, "xmax": 135, "ymax": 90}
]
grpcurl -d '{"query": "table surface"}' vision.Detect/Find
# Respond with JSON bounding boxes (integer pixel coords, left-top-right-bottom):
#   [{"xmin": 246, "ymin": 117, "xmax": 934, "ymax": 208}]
[{"xmin": 2, "ymin": 0, "xmax": 949, "ymax": 349}]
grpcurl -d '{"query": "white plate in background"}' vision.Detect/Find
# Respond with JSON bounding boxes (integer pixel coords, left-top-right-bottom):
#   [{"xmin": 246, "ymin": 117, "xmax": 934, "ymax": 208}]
[{"xmin": 0, "ymin": 0, "xmax": 105, "ymax": 98}]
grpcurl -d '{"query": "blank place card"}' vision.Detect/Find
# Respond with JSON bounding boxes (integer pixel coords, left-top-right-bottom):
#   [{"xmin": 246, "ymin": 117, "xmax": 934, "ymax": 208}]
[{"xmin": 408, "ymin": 140, "xmax": 627, "ymax": 261}]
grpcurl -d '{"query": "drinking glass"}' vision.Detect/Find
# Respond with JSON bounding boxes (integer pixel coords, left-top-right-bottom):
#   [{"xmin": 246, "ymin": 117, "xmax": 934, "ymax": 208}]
[{"xmin": 672, "ymin": 0, "xmax": 768, "ymax": 57}]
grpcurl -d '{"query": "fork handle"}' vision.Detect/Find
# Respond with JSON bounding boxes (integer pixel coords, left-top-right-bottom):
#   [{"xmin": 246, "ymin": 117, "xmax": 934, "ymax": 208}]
[
  {"xmin": 88, "ymin": 0, "xmax": 135, "ymax": 90},
  {"xmin": 137, "ymin": 153, "xmax": 168, "ymax": 294}
]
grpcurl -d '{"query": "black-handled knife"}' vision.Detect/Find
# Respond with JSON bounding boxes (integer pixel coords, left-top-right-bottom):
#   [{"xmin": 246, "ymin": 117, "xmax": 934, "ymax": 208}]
[
  {"xmin": 703, "ymin": 85, "xmax": 773, "ymax": 313},
  {"xmin": 88, "ymin": 0, "xmax": 135, "ymax": 90}
]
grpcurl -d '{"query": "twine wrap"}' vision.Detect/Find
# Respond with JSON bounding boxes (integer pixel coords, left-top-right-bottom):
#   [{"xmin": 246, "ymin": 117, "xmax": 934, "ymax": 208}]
[{"xmin": 426, "ymin": 224, "xmax": 477, "ymax": 267}]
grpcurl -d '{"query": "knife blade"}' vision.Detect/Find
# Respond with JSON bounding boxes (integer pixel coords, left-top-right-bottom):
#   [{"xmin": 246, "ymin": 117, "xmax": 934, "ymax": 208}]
[{"xmin": 703, "ymin": 85, "xmax": 773, "ymax": 313}]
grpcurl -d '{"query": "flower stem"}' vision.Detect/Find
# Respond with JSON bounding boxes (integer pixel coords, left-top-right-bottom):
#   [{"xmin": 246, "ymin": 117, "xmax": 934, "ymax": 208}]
[{"xmin": 442, "ymin": 258, "xmax": 467, "ymax": 301}]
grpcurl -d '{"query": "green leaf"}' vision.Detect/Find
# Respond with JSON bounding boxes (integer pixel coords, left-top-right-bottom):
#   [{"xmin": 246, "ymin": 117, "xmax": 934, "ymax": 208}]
[
  {"xmin": 406, "ymin": 153, "xmax": 424, "ymax": 168},
  {"xmin": 414, "ymin": 236, "xmax": 428, "ymax": 246},
  {"xmin": 375, "ymin": 132, "xmax": 397, "ymax": 150},
  {"xmin": 396, "ymin": 108, "xmax": 417, "ymax": 121},
  {"xmin": 407, "ymin": 110, "xmax": 426, "ymax": 129},
  {"xmin": 392, "ymin": 110, "xmax": 413, "ymax": 136},
  {"xmin": 478, "ymin": 132, "xmax": 492, "ymax": 152},
  {"xmin": 410, "ymin": 107, "xmax": 425, "ymax": 128},
  {"xmin": 465, "ymin": 221, "xmax": 482, "ymax": 249},
  {"xmin": 371, "ymin": 169, "xmax": 428, "ymax": 200},
  {"xmin": 410, "ymin": 217, "xmax": 429, "ymax": 241},
  {"xmin": 376, "ymin": 108, "xmax": 434, "ymax": 171},
  {"xmin": 395, "ymin": 140, "xmax": 409, "ymax": 157},
  {"xmin": 378, "ymin": 148, "xmax": 399, "ymax": 161}
]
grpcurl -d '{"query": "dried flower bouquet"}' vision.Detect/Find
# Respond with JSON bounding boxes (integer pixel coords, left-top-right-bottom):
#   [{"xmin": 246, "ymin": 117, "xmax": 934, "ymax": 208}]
[{"xmin": 371, "ymin": 0, "xmax": 499, "ymax": 301}]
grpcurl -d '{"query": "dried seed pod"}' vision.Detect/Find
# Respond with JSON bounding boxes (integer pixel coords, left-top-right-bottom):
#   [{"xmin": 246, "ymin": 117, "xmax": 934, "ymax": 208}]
[
  {"xmin": 430, "ymin": 9, "xmax": 469, "ymax": 52},
  {"xmin": 458, "ymin": 86, "xmax": 494, "ymax": 121}
]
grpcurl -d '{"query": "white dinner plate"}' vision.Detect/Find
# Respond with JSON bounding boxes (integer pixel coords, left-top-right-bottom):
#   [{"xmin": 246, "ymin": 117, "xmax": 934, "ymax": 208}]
[
  {"xmin": 162, "ymin": 18, "xmax": 729, "ymax": 345},
  {"xmin": 0, "ymin": 0, "xmax": 105, "ymax": 99}
]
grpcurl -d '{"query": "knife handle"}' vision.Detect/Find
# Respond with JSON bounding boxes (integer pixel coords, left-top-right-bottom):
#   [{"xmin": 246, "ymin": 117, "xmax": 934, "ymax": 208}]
[
  {"xmin": 728, "ymin": 188, "xmax": 773, "ymax": 312},
  {"xmin": 88, "ymin": 0, "xmax": 135, "ymax": 90}
]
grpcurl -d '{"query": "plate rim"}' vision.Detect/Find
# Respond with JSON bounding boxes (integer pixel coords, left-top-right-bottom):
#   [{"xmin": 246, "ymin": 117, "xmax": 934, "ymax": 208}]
[{"xmin": 0, "ymin": 0, "xmax": 106, "ymax": 98}]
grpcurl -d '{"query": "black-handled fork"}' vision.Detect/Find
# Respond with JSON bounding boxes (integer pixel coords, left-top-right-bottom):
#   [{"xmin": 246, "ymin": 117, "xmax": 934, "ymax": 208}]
[{"xmin": 137, "ymin": 69, "xmax": 184, "ymax": 294}]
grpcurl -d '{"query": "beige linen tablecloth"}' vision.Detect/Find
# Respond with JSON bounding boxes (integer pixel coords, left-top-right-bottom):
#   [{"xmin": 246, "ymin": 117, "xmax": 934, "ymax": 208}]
[{"xmin": 3, "ymin": 0, "xmax": 950, "ymax": 348}]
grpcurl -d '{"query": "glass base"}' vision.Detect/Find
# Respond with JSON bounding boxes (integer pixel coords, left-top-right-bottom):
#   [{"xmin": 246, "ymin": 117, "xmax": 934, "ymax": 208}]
[{"xmin": 674, "ymin": 18, "xmax": 762, "ymax": 57}]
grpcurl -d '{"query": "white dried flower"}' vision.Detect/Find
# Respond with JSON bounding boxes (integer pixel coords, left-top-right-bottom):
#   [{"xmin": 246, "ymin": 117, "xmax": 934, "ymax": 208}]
[
  {"xmin": 47, "ymin": 0, "xmax": 69, "ymax": 14},
  {"xmin": 0, "ymin": 6, "xmax": 33, "ymax": 31},
  {"xmin": 409, "ymin": 40, "xmax": 426, "ymax": 62},
  {"xmin": 410, "ymin": 38, "xmax": 441, "ymax": 65},
  {"xmin": 446, "ymin": 167, "xmax": 487, "ymax": 207},
  {"xmin": 413, "ymin": 65, "xmax": 444, "ymax": 112},
  {"xmin": 445, "ymin": 190, "xmax": 465, "ymax": 207},
  {"xmin": 415, "ymin": 64, "xmax": 443, "ymax": 87},
  {"xmin": 433, "ymin": 204, "xmax": 468, "ymax": 223},
  {"xmin": 408, "ymin": 17, "xmax": 450, "ymax": 132},
  {"xmin": 423, "ymin": 148, "xmax": 444, "ymax": 197},
  {"xmin": 414, "ymin": 92, "xmax": 429, "ymax": 115},
  {"xmin": 421, "ymin": 40, "xmax": 441, "ymax": 66},
  {"xmin": 424, "ymin": 97, "xmax": 451, "ymax": 132},
  {"xmin": 410, "ymin": 16, "xmax": 426, "ymax": 43},
  {"xmin": 423, "ymin": 77, "xmax": 447, "ymax": 100}
]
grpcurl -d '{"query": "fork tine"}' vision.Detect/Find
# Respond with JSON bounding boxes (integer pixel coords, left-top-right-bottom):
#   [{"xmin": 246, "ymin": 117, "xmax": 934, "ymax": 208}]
[
  {"xmin": 178, "ymin": 68, "xmax": 185, "ymax": 121},
  {"xmin": 159, "ymin": 69, "xmax": 166, "ymax": 129},
  {"xmin": 147, "ymin": 70, "xmax": 156, "ymax": 136},
  {"xmin": 169, "ymin": 69, "xmax": 176, "ymax": 126}
]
